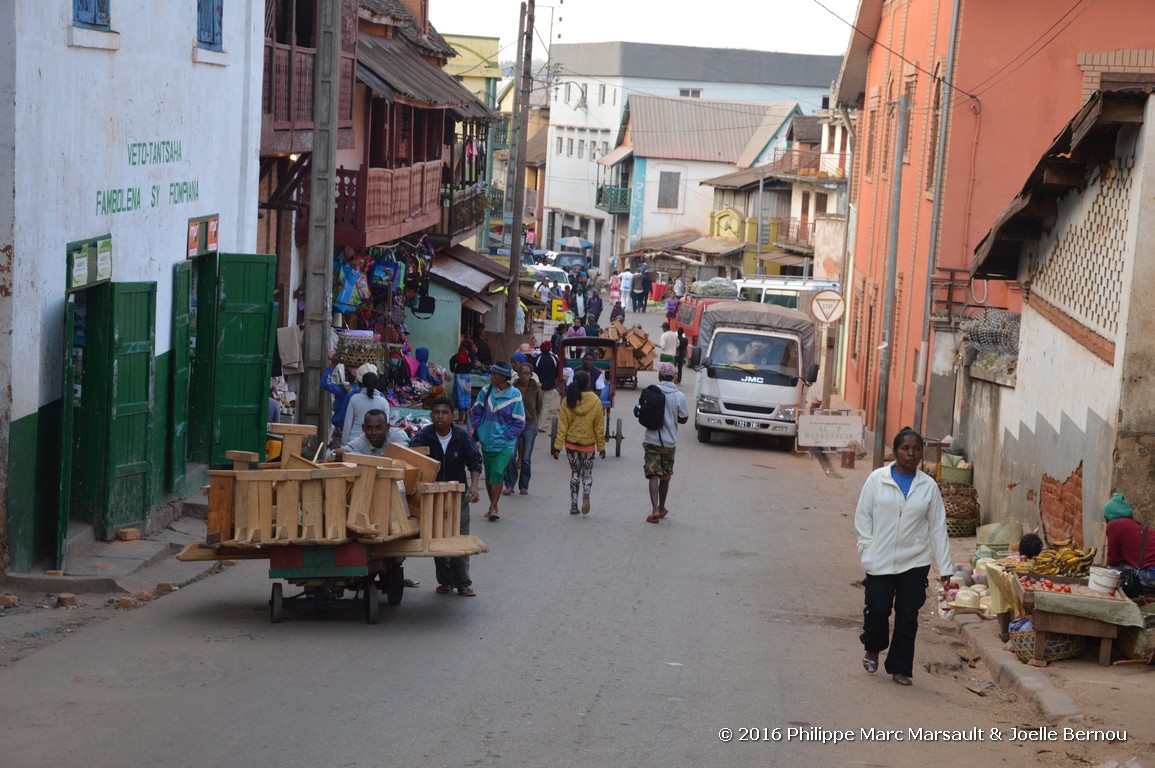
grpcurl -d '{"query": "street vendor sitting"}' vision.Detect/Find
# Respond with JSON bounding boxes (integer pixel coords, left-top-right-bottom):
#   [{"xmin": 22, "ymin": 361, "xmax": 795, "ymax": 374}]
[
  {"xmin": 332, "ymin": 409, "xmax": 408, "ymax": 459},
  {"xmin": 1104, "ymin": 493, "xmax": 1155, "ymax": 592}
]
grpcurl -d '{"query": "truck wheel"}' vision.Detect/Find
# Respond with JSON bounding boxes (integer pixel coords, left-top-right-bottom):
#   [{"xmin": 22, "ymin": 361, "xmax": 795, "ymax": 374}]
[
  {"xmin": 364, "ymin": 581, "xmax": 380, "ymax": 624},
  {"xmin": 614, "ymin": 418, "xmax": 623, "ymax": 457},
  {"xmin": 697, "ymin": 426, "xmax": 712, "ymax": 443},
  {"xmin": 270, "ymin": 582, "xmax": 283, "ymax": 624}
]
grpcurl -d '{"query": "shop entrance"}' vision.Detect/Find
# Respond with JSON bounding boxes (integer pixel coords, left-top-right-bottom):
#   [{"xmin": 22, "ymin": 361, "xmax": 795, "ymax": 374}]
[{"xmin": 58, "ymin": 281, "xmax": 157, "ymax": 563}]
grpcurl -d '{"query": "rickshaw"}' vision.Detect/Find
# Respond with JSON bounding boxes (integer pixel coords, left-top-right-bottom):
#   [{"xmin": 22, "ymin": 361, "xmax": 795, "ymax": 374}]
[{"xmin": 554, "ymin": 336, "xmax": 626, "ymax": 457}]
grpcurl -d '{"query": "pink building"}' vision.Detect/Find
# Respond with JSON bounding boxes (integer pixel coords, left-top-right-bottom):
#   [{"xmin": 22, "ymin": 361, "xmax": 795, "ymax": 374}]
[{"xmin": 834, "ymin": 0, "xmax": 1155, "ymax": 452}]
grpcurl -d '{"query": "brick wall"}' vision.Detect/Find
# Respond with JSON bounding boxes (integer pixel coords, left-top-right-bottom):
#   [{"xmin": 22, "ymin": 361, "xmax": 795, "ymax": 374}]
[{"xmin": 1039, "ymin": 464, "xmax": 1084, "ymax": 547}]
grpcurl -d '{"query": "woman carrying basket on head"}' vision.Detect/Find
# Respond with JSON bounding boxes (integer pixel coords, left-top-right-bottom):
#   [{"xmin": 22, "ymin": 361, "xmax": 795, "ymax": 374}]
[{"xmin": 854, "ymin": 427, "xmax": 952, "ymax": 687}]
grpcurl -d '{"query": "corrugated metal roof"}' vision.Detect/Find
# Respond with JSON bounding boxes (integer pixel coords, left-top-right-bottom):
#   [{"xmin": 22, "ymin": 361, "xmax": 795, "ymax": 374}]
[
  {"xmin": 596, "ymin": 145, "xmax": 633, "ymax": 167},
  {"xmin": 833, "ymin": 0, "xmax": 884, "ymax": 105},
  {"xmin": 627, "ymin": 94, "xmax": 798, "ymax": 165},
  {"xmin": 700, "ymin": 164, "xmax": 792, "ymax": 190},
  {"xmin": 679, "ymin": 237, "xmax": 746, "ymax": 256},
  {"xmin": 444, "ymin": 244, "xmax": 509, "ymax": 279},
  {"xmin": 357, "ymin": 33, "xmax": 496, "ymax": 121},
  {"xmin": 430, "ymin": 254, "xmax": 496, "ymax": 295},
  {"xmin": 735, "ymin": 103, "xmax": 801, "ymax": 168},
  {"xmin": 553, "ymin": 42, "xmax": 842, "ymax": 88}
]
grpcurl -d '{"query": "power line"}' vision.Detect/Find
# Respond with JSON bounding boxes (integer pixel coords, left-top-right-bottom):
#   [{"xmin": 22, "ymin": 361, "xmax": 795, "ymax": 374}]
[{"xmin": 807, "ymin": 0, "xmax": 978, "ymax": 105}]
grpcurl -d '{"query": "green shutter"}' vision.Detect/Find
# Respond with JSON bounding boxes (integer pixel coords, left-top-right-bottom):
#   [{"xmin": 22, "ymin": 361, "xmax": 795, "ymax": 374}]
[
  {"xmin": 170, "ymin": 262, "xmax": 192, "ymax": 489},
  {"xmin": 103, "ymin": 282, "xmax": 157, "ymax": 538},
  {"xmin": 210, "ymin": 253, "xmax": 276, "ymax": 466}
]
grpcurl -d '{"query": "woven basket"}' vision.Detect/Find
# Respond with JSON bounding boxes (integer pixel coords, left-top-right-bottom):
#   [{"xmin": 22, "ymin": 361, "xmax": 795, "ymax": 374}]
[
  {"xmin": 338, "ymin": 334, "xmax": 382, "ymax": 368},
  {"xmin": 940, "ymin": 481, "xmax": 980, "ymax": 520},
  {"xmin": 946, "ymin": 516, "xmax": 979, "ymax": 537},
  {"xmin": 1009, "ymin": 630, "xmax": 1086, "ymax": 663}
]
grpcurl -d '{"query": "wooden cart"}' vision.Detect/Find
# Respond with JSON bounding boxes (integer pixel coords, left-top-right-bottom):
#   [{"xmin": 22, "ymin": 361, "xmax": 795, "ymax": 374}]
[
  {"xmin": 177, "ymin": 426, "xmax": 487, "ymax": 623},
  {"xmin": 556, "ymin": 337, "xmax": 626, "ymax": 457}
]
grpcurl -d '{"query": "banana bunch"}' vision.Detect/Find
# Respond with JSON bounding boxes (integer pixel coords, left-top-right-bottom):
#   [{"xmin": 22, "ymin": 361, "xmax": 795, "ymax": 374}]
[{"xmin": 1027, "ymin": 541, "xmax": 1098, "ymax": 577}]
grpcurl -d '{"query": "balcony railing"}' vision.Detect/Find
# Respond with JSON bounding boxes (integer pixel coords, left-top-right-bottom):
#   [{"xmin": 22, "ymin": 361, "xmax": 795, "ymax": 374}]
[
  {"xmin": 766, "ymin": 147, "xmax": 848, "ymax": 180},
  {"xmin": 774, "ymin": 217, "xmax": 815, "ymax": 252},
  {"xmin": 492, "ymin": 119, "xmax": 510, "ymax": 150},
  {"xmin": 435, "ymin": 184, "xmax": 489, "ymax": 241},
  {"xmin": 596, "ymin": 184, "xmax": 630, "ymax": 213},
  {"xmin": 322, "ymin": 161, "xmax": 443, "ymax": 248}
]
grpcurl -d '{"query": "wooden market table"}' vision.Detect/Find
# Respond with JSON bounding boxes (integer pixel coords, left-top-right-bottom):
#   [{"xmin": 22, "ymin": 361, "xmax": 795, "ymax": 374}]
[{"xmin": 1012, "ymin": 577, "xmax": 1136, "ymax": 667}]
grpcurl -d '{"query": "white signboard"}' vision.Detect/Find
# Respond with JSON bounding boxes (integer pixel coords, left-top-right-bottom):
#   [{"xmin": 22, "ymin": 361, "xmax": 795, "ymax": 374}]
[
  {"xmin": 810, "ymin": 289, "xmax": 845, "ymax": 324},
  {"xmin": 797, "ymin": 412, "xmax": 865, "ymax": 449}
]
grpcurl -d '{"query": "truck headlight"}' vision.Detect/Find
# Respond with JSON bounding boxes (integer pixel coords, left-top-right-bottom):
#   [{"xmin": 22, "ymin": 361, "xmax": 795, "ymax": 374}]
[
  {"xmin": 698, "ymin": 395, "xmax": 721, "ymax": 414},
  {"xmin": 772, "ymin": 406, "xmax": 799, "ymax": 422}
]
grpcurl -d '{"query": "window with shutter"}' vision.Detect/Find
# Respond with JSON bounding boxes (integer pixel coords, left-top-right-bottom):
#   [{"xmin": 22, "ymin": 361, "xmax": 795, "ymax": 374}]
[
  {"xmin": 74, "ymin": 0, "xmax": 111, "ymax": 29},
  {"xmin": 198, "ymin": 0, "xmax": 224, "ymax": 50},
  {"xmin": 657, "ymin": 171, "xmax": 680, "ymax": 209}
]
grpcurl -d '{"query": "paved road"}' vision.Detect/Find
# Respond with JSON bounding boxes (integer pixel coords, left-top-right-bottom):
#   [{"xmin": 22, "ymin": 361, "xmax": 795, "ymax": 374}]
[{"xmin": 0, "ymin": 306, "xmax": 1125, "ymax": 767}]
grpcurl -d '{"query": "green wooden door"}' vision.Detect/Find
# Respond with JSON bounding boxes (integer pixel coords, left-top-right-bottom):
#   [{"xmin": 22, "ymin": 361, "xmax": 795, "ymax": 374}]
[
  {"xmin": 210, "ymin": 253, "xmax": 276, "ymax": 465},
  {"xmin": 57, "ymin": 296, "xmax": 77, "ymax": 568},
  {"xmin": 102, "ymin": 282, "xmax": 157, "ymax": 539},
  {"xmin": 170, "ymin": 262, "xmax": 192, "ymax": 489}
]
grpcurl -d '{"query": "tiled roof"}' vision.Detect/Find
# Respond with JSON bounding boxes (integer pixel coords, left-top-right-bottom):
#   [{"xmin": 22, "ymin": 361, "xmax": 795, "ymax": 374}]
[
  {"xmin": 525, "ymin": 130, "xmax": 549, "ymax": 167},
  {"xmin": 358, "ymin": 33, "xmax": 497, "ymax": 120},
  {"xmin": 790, "ymin": 115, "xmax": 822, "ymax": 144},
  {"xmin": 360, "ymin": 0, "xmax": 455, "ymax": 59}
]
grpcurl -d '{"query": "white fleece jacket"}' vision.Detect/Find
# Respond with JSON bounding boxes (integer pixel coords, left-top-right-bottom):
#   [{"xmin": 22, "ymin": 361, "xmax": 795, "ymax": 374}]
[{"xmin": 855, "ymin": 464, "xmax": 952, "ymax": 577}]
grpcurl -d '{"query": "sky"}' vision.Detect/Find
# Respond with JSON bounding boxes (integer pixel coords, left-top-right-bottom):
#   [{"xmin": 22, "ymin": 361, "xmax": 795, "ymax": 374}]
[{"xmin": 428, "ymin": 0, "xmax": 861, "ymax": 62}]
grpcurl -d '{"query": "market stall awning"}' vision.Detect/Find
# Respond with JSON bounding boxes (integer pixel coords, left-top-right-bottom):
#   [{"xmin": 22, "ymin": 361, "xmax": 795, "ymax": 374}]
[
  {"xmin": 429, "ymin": 252, "xmax": 498, "ymax": 295},
  {"xmin": 463, "ymin": 294, "xmax": 497, "ymax": 314},
  {"xmin": 679, "ymin": 237, "xmax": 746, "ymax": 257},
  {"xmin": 596, "ymin": 145, "xmax": 633, "ymax": 167},
  {"xmin": 758, "ymin": 251, "xmax": 808, "ymax": 267},
  {"xmin": 357, "ymin": 33, "xmax": 497, "ymax": 121}
]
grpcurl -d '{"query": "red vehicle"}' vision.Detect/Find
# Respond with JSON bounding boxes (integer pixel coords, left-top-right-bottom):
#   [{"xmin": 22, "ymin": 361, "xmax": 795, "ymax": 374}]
[{"xmin": 671, "ymin": 294, "xmax": 730, "ymax": 347}]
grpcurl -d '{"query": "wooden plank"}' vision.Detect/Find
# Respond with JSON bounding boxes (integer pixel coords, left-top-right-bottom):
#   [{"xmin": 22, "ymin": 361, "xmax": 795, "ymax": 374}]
[
  {"xmin": 255, "ymin": 479, "xmax": 274, "ymax": 543},
  {"xmin": 233, "ymin": 477, "xmax": 257, "ymax": 543},
  {"xmin": 432, "ymin": 486, "xmax": 445, "ymax": 539},
  {"xmin": 449, "ymin": 485, "xmax": 462, "ymax": 536},
  {"xmin": 368, "ymin": 534, "xmax": 490, "ymax": 558},
  {"xmin": 386, "ymin": 443, "xmax": 441, "ymax": 485},
  {"xmin": 323, "ymin": 477, "xmax": 348, "ymax": 541},
  {"xmin": 285, "ymin": 453, "xmax": 322, "ymax": 470},
  {"xmin": 341, "ymin": 453, "xmax": 402, "ymax": 469},
  {"xmin": 299, "ymin": 479, "xmax": 324, "ymax": 542},
  {"xmin": 369, "ymin": 474, "xmax": 394, "ymax": 535},
  {"xmin": 387, "ymin": 480, "xmax": 413, "ymax": 536},
  {"xmin": 226, "ymin": 450, "xmax": 260, "ymax": 471},
  {"xmin": 274, "ymin": 479, "xmax": 300, "ymax": 541},
  {"xmin": 267, "ymin": 423, "xmax": 317, "ymax": 436},
  {"xmin": 310, "ymin": 466, "xmax": 359, "ymax": 479},
  {"xmin": 206, "ymin": 473, "xmax": 235, "ymax": 545},
  {"xmin": 176, "ymin": 542, "xmax": 270, "ymax": 562},
  {"xmin": 346, "ymin": 465, "xmax": 379, "ymax": 535}
]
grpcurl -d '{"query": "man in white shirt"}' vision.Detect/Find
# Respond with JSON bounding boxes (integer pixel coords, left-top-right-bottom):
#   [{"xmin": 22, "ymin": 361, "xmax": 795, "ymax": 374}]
[
  {"xmin": 657, "ymin": 322, "xmax": 678, "ymax": 364},
  {"xmin": 618, "ymin": 270, "xmax": 634, "ymax": 311}
]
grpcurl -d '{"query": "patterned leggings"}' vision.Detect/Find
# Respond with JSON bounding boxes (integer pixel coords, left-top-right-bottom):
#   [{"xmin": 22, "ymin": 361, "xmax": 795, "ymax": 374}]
[{"xmin": 566, "ymin": 448, "xmax": 595, "ymax": 507}]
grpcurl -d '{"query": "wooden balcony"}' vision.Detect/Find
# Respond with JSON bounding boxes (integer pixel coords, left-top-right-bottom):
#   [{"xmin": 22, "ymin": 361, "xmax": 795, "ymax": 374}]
[
  {"xmin": 767, "ymin": 147, "xmax": 848, "ymax": 180},
  {"xmin": 774, "ymin": 217, "xmax": 815, "ymax": 253},
  {"xmin": 328, "ymin": 161, "xmax": 444, "ymax": 248},
  {"xmin": 261, "ymin": 40, "xmax": 355, "ymax": 155},
  {"xmin": 596, "ymin": 184, "xmax": 630, "ymax": 213}
]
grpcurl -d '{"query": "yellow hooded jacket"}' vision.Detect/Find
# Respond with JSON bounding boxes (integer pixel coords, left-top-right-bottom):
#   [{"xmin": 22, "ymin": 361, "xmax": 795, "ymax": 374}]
[{"xmin": 554, "ymin": 391, "xmax": 605, "ymax": 451}]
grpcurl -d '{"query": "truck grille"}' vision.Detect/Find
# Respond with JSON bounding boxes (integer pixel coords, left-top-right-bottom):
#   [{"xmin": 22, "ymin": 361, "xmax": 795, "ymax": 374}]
[{"xmin": 723, "ymin": 402, "xmax": 776, "ymax": 415}]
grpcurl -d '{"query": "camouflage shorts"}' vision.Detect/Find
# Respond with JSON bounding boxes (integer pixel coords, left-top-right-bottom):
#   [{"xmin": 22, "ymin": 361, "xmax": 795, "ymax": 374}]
[{"xmin": 643, "ymin": 444, "xmax": 676, "ymax": 479}]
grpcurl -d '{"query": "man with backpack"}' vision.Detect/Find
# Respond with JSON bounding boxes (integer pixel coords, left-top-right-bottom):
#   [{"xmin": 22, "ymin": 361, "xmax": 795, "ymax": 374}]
[{"xmin": 635, "ymin": 362, "xmax": 689, "ymax": 524}]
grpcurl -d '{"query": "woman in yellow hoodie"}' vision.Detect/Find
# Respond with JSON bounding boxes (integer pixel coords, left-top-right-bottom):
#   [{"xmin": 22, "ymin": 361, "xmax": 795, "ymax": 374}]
[{"xmin": 552, "ymin": 369, "xmax": 606, "ymax": 515}]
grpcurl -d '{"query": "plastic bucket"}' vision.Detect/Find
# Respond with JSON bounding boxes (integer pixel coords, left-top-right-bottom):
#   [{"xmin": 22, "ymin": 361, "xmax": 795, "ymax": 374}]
[{"xmin": 1088, "ymin": 566, "xmax": 1121, "ymax": 594}]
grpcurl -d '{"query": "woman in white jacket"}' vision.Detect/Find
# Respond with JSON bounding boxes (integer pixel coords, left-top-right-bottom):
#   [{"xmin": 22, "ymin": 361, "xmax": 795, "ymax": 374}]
[{"xmin": 855, "ymin": 427, "xmax": 952, "ymax": 686}]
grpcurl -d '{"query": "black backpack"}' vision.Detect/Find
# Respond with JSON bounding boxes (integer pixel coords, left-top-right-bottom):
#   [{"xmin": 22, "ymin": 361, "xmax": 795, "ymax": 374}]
[{"xmin": 634, "ymin": 384, "xmax": 666, "ymax": 431}]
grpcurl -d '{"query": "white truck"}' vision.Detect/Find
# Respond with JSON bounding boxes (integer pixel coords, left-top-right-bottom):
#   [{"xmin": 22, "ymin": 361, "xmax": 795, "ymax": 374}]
[{"xmin": 689, "ymin": 301, "xmax": 818, "ymax": 446}]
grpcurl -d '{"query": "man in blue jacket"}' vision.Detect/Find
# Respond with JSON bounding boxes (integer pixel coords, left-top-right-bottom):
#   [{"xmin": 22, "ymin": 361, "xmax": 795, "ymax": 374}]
[{"xmin": 470, "ymin": 361, "xmax": 526, "ymax": 521}]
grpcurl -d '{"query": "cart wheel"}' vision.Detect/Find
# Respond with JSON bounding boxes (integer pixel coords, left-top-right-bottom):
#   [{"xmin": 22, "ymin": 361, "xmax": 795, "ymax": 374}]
[
  {"xmin": 550, "ymin": 416, "xmax": 558, "ymax": 449},
  {"xmin": 384, "ymin": 563, "xmax": 404, "ymax": 607},
  {"xmin": 364, "ymin": 581, "xmax": 380, "ymax": 624},
  {"xmin": 697, "ymin": 426, "xmax": 713, "ymax": 443},
  {"xmin": 270, "ymin": 582, "xmax": 284, "ymax": 624},
  {"xmin": 614, "ymin": 417, "xmax": 623, "ymax": 457}
]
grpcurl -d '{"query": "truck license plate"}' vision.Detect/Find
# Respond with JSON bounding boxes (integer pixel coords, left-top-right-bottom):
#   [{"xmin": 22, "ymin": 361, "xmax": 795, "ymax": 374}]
[{"xmin": 734, "ymin": 420, "xmax": 757, "ymax": 429}]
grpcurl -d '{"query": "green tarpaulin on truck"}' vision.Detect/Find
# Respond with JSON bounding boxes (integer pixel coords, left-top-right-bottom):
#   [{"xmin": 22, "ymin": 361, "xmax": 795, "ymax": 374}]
[{"xmin": 697, "ymin": 301, "xmax": 817, "ymax": 369}]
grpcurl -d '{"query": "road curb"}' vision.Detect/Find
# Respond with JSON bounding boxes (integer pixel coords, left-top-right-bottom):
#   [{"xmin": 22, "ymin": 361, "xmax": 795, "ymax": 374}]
[{"xmin": 953, "ymin": 613, "xmax": 1084, "ymax": 723}]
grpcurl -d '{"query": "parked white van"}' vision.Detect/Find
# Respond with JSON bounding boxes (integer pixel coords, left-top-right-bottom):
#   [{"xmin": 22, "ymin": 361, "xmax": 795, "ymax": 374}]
[{"xmin": 734, "ymin": 276, "xmax": 839, "ymax": 319}]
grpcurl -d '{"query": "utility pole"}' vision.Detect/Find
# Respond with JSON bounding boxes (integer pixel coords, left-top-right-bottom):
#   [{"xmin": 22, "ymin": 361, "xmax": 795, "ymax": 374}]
[
  {"xmin": 504, "ymin": 0, "xmax": 535, "ymax": 333},
  {"xmin": 301, "ymin": 0, "xmax": 341, "ymax": 444},
  {"xmin": 503, "ymin": 6, "xmax": 525, "ymax": 234},
  {"xmin": 872, "ymin": 93, "xmax": 908, "ymax": 468}
]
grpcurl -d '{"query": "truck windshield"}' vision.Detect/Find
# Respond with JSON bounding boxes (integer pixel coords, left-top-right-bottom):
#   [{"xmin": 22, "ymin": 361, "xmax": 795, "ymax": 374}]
[{"xmin": 712, "ymin": 331, "xmax": 800, "ymax": 382}]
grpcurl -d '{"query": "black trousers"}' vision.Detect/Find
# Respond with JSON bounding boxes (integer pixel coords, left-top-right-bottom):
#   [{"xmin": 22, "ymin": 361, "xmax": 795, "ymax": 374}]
[{"xmin": 860, "ymin": 565, "xmax": 929, "ymax": 677}]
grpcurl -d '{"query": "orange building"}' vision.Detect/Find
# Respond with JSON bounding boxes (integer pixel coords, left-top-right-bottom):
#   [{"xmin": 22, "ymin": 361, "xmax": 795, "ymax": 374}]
[{"xmin": 833, "ymin": 0, "xmax": 1155, "ymax": 454}]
